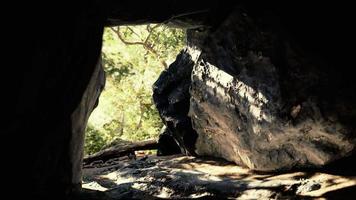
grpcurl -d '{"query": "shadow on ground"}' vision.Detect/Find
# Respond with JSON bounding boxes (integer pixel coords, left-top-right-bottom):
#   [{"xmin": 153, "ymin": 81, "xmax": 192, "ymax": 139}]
[{"xmin": 81, "ymin": 154, "xmax": 356, "ymax": 199}]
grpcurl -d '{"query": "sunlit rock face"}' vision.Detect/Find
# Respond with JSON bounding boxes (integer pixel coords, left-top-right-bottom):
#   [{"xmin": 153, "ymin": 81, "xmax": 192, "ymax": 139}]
[
  {"xmin": 188, "ymin": 8, "xmax": 356, "ymax": 171},
  {"xmin": 71, "ymin": 59, "xmax": 105, "ymax": 183}
]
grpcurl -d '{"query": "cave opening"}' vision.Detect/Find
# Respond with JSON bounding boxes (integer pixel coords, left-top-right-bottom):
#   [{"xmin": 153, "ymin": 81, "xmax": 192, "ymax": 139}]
[
  {"xmin": 80, "ymin": 12, "xmax": 356, "ymax": 199},
  {"xmin": 84, "ymin": 24, "xmax": 186, "ymax": 159}
]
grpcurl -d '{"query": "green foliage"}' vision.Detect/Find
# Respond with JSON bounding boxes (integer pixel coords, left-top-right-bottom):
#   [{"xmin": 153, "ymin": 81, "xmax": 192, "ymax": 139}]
[
  {"xmin": 84, "ymin": 24, "xmax": 186, "ymax": 156},
  {"xmin": 84, "ymin": 125, "xmax": 107, "ymax": 155}
]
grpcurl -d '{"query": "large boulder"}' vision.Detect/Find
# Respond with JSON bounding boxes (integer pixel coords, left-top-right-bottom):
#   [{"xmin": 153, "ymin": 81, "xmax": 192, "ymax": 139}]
[{"xmin": 188, "ymin": 8, "xmax": 356, "ymax": 171}]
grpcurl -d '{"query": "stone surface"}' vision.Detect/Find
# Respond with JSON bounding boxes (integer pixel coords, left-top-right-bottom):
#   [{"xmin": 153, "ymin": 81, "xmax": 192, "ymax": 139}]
[
  {"xmin": 188, "ymin": 8, "xmax": 356, "ymax": 171},
  {"xmin": 82, "ymin": 155, "xmax": 356, "ymax": 199}
]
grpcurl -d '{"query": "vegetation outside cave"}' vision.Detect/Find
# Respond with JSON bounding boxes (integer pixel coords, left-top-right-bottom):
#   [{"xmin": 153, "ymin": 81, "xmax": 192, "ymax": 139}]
[{"xmin": 84, "ymin": 24, "xmax": 186, "ymax": 156}]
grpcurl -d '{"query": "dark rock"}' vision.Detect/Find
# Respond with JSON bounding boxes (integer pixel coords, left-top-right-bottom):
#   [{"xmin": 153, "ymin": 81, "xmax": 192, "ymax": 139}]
[
  {"xmin": 3, "ymin": 4, "xmax": 106, "ymax": 197},
  {"xmin": 153, "ymin": 49, "xmax": 200, "ymax": 156},
  {"xmin": 157, "ymin": 127, "xmax": 181, "ymax": 156}
]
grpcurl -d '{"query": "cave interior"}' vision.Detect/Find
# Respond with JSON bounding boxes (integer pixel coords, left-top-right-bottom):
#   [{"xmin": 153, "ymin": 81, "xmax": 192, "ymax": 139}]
[{"xmin": 2, "ymin": 1, "xmax": 356, "ymax": 199}]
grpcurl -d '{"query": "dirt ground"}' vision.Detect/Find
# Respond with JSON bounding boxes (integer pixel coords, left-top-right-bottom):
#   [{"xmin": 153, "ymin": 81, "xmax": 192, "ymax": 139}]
[{"xmin": 82, "ymin": 154, "xmax": 356, "ymax": 199}]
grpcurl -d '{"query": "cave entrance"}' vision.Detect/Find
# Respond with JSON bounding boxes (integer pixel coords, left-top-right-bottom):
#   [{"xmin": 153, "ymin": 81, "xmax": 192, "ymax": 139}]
[{"xmin": 84, "ymin": 24, "xmax": 186, "ymax": 158}]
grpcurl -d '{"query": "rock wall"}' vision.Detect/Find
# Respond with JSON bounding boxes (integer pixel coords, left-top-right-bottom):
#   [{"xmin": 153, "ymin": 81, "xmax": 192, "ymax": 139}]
[
  {"xmin": 70, "ymin": 58, "xmax": 105, "ymax": 185},
  {"xmin": 3, "ymin": 3, "xmax": 106, "ymax": 198}
]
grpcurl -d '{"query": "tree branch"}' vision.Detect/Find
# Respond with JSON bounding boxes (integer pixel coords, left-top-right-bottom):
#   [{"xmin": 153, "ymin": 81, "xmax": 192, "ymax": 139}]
[
  {"xmin": 135, "ymin": 100, "xmax": 144, "ymax": 131},
  {"xmin": 110, "ymin": 27, "xmax": 145, "ymax": 46},
  {"xmin": 144, "ymin": 24, "xmax": 160, "ymax": 45},
  {"xmin": 119, "ymin": 112, "xmax": 125, "ymax": 136},
  {"xmin": 126, "ymin": 26, "xmax": 142, "ymax": 40},
  {"xmin": 109, "ymin": 26, "xmax": 168, "ymax": 69}
]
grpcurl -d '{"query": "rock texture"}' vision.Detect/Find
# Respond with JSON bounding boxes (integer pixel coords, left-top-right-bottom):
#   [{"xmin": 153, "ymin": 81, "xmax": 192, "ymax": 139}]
[
  {"xmin": 188, "ymin": 8, "xmax": 356, "ymax": 171},
  {"xmin": 82, "ymin": 155, "xmax": 356, "ymax": 199}
]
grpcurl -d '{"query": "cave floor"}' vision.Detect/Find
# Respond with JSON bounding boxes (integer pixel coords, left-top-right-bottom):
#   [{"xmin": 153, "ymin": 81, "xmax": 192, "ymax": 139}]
[{"xmin": 82, "ymin": 155, "xmax": 356, "ymax": 199}]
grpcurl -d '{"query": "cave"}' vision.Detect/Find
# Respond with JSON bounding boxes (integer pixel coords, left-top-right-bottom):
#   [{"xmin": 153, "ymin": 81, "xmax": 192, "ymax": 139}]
[{"xmin": 4, "ymin": 1, "xmax": 356, "ymax": 199}]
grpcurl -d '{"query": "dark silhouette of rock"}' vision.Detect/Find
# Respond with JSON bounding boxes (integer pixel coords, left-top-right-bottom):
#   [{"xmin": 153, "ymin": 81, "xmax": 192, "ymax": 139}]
[
  {"xmin": 157, "ymin": 127, "xmax": 182, "ymax": 156},
  {"xmin": 153, "ymin": 49, "xmax": 199, "ymax": 155}
]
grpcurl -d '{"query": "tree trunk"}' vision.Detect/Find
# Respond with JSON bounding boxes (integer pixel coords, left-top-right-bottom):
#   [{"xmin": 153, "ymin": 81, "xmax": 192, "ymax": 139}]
[{"xmin": 83, "ymin": 139, "xmax": 158, "ymax": 164}]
